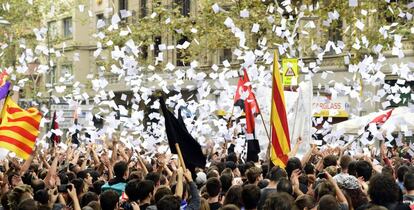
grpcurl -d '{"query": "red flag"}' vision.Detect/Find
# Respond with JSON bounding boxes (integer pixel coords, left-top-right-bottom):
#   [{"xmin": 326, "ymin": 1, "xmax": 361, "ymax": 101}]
[
  {"xmin": 50, "ymin": 111, "xmax": 60, "ymax": 145},
  {"xmin": 370, "ymin": 109, "xmax": 393, "ymax": 124},
  {"xmin": 234, "ymin": 69, "xmax": 259, "ymax": 135}
]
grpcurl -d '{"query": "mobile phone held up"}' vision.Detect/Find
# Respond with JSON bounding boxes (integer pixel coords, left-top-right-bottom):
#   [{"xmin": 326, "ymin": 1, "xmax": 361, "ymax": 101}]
[{"xmin": 58, "ymin": 184, "xmax": 73, "ymax": 193}]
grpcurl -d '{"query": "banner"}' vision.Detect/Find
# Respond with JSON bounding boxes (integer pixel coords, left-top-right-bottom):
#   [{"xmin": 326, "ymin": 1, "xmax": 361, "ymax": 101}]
[{"xmin": 282, "ymin": 58, "xmax": 299, "ymax": 86}]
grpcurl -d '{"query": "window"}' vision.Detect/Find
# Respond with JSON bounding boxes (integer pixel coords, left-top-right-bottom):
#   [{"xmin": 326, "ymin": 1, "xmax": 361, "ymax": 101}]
[
  {"xmin": 140, "ymin": 0, "xmax": 147, "ymax": 18},
  {"xmin": 384, "ymin": 80, "xmax": 413, "ymax": 108},
  {"xmin": 96, "ymin": 14, "xmax": 107, "ymax": 30},
  {"xmin": 154, "ymin": 36, "xmax": 161, "ymax": 58},
  {"xmin": 119, "ymin": 0, "xmax": 127, "ymax": 11},
  {"xmin": 174, "ymin": 0, "xmax": 190, "ymax": 16},
  {"xmin": 61, "ymin": 64, "xmax": 73, "ymax": 77},
  {"xmin": 140, "ymin": 45, "xmax": 148, "ymax": 60},
  {"xmin": 49, "ymin": 66, "xmax": 56, "ymax": 84},
  {"xmin": 63, "ymin": 17, "xmax": 73, "ymax": 38},
  {"xmin": 326, "ymin": 19, "xmax": 342, "ymax": 54},
  {"xmin": 220, "ymin": 49, "xmax": 232, "ymax": 64},
  {"xmin": 48, "ymin": 21, "xmax": 58, "ymax": 40},
  {"xmin": 176, "ymin": 36, "xmax": 189, "ymax": 66}
]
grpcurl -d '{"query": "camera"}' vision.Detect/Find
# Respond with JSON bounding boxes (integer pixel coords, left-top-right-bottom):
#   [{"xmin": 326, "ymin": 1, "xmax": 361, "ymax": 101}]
[
  {"xmin": 317, "ymin": 172, "xmax": 327, "ymax": 179},
  {"xmin": 58, "ymin": 184, "xmax": 73, "ymax": 193},
  {"xmin": 121, "ymin": 202, "xmax": 132, "ymax": 210}
]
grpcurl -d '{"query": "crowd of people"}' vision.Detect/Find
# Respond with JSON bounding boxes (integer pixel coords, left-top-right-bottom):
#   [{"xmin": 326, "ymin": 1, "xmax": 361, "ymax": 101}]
[{"xmin": 0, "ymin": 138, "xmax": 413, "ymax": 210}]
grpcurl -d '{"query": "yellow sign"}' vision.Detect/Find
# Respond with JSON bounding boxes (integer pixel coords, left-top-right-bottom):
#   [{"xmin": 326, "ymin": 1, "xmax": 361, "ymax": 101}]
[{"xmin": 282, "ymin": 58, "xmax": 299, "ymax": 86}]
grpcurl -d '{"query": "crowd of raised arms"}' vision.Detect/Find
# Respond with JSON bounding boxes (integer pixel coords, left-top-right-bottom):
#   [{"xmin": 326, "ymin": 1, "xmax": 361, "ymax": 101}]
[{"xmin": 0, "ymin": 137, "xmax": 413, "ymax": 210}]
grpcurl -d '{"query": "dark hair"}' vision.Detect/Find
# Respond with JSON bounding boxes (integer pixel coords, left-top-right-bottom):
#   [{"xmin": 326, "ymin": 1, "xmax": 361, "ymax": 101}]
[
  {"xmin": 339, "ymin": 155, "xmax": 352, "ymax": 170},
  {"xmin": 267, "ymin": 166, "xmax": 287, "ymax": 183},
  {"xmin": 245, "ymin": 167, "xmax": 262, "ymax": 184},
  {"xmin": 227, "ymin": 153, "xmax": 238, "ymax": 163},
  {"xmin": 348, "ymin": 161, "xmax": 357, "ymax": 177},
  {"xmin": 99, "ymin": 190, "xmax": 119, "ymax": 210},
  {"xmin": 317, "ymin": 194, "xmax": 338, "ymax": 210},
  {"xmin": 206, "ymin": 177, "xmax": 221, "ymax": 197},
  {"xmin": 314, "ymin": 181, "xmax": 335, "ymax": 201},
  {"xmin": 125, "ymin": 179, "xmax": 154, "ymax": 202},
  {"xmin": 263, "ymin": 192, "xmax": 295, "ymax": 210},
  {"xmin": 343, "ymin": 188, "xmax": 368, "ymax": 209},
  {"xmin": 225, "ymin": 161, "xmax": 237, "ymax": 171},
  {"xmin": 368, "ymin": 174, "xmax": 399, "ymax": 206},
  {"xmin": 145, "ymin": 172, "xmax": 161, "ymax": 187},
  {"xmin": 71, "ymin": 178, "xmax": 85, "ymax": 196},
  {"xmin": 31, "ymin": 180, "xmax": 45, "ymax": 193},
  {"xmin": 1, "ymin": 191, "xmax": 10, "ymax": 210},
  {"xmin": 77, "ymin": 170, "xmax": 88, "ymax": 180},
  {"xmin": 92, "ymin": 180, "xmax": 105, "ymax": 195},
  {"xmin": 113, "ymin": 161, "xmax": 128, "ymax": 179},
  {"xmin": 207, "ymin": 170, "xmax": 219, "ymax": 179},
  {"xmin": 220, "ymin": 174, "xmax": 233, "ymax": 194},
  {"xmin": 303, "ymin": 163, "xmax": 314, "ymax": 175},
  {"xmin": 156, "ymin": 195, "xmax": 181, "ymax": 210},
  {"xmin": 80, "ymin": 192, "xmax": 99, "ymax": 207},
  {"xmin": 223, "ymin": 185, "xmax": 243, "ymax": 208},
  {"xmin": 220, "ymin": 204, "xmax": 240, "ymax": 210},
  {"xmin": 285, "ymin": 157, "xmax": 302, "ymax": 179},
  {"xmin": 397, "ymin": 165, "xmax": 409, "ymax": 182},
  {"xmin": 277, "ymin": 178, "xmax": 293, "ymax": 195},
  {"xmin": 355, "ymin": 160, "xmax": 372, "ymax": 181},
  {"xmin": 295, "ymin": 194, "xmax": 315, "ymax": 210},
  {"xmin": 242, "ymin": 184, "xmax": 260, "ymax": 210},
  {"xmin": 34, "ymin": 189, "xmax": 49, "ymax": 205},
  {"xmin": 17, "ymin": 199, "xmax": 38, "ymax": 210},
  {"xmin": 323, "ymin": 155, "xmax": 338, "ymax": 168},
  {"xmin": 154, "ymin": 186, "xmax": 173, "ymax": 203},
  {"xmin": 404, "ymin": 172, "xmax": 414, "ymax": 191}
]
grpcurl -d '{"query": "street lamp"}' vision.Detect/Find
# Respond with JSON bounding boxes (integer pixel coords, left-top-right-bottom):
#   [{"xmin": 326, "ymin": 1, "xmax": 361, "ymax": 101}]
[{"xmin": 0, "ymin": 17, "xmax": 10, "ymax": 25}]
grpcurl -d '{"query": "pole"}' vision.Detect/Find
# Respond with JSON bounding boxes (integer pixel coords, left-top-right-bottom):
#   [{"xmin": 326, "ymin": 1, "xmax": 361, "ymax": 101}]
[{"xmin": 175, "ymin": 143, "xmax": 186, "ymax": 171}]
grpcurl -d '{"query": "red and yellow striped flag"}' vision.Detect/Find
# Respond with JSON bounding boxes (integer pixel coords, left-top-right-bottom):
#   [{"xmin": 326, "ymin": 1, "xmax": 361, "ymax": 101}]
[
  {"xmin": 270, "ymin": 51, "xmax": 291, "ymax": 168},
  {"xmin": 0, "ymin": 97, "xmax": 42, "ymax": 159}
]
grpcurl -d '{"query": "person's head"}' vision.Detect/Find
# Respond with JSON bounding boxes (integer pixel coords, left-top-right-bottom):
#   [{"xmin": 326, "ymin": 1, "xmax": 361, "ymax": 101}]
[
  {"xmin": 245, "ymin": 167, "xmax": 262, "ymax": 184},
  {"xmin": 295, "ymin": 194, "xmax": 315, "ymax": 210},
  {"xmin": 368, "ymin": 174, "xmax": 399, "ymax": 206},
  {"xmin": 33, "ymin": 189, "xmax": 48, "ymax": 205},
  {"xmin": 17, "ymin": 198, "xmax": 38, "ymax": 210},
  {"xmin": 285, "ymin": 157, "xmax": 302, "ymax": 179},
  {"xmin": 323, "ymin": 155, "xmax": 338, "ymax": 169},
  {"xmin": 154, "ymin": 186, "xmax": 172, "ymax": 203},
  {"xmin": 86, "ymin": 201, "xmax": 100, "ymax": 210},
  {"xmin": 355, "ymin": 160, "xmax": 372, "ymax": 181},
  {"xmin": 145, "ymin": 172, "xmax": 161, "ymax": 187},
  {"xmin": 303, "ymin": 163, "xmax": 314, "ymax": 175},
  {"xmin": 125, "ymin": 179, "xmax": 154, "ymax": 202},
  {"xmin": 80, "ymin": 192, "xmax": 99, "ymax": 208},
  {"xmin": 263, "ymin": 192, "xmax": 295, "ymax": 210},
  {"xmin": 241, "ymin": 184, "xmax": 260, "ymax": 210},
  {"xmin": 92, "ymin": 180, "xmax": 105, "ymax": 195},
  {"xmin": 339, "ymin": 155, "xmax": 352, "ymax": 171},
  {"xmin": 206, "ymin": 177, "xmax": 221, "ymax": 198},
  {"xmin": 276, "ymin": 178, "xmax": 293, "ymax": 195},
  {"xmin": 31, "ymin": 180, "xmax": 45, "ymax": 193},
  {"xmin": 200, "ymin": 198, "xmax": 209, "ymax": 210},
  {"xmin": 223, "ymin": 185, "xmax": 243, "ymax": 208},
  {"xmin": 207, "ymin": 169, "xmax": 219, "ymax": 179},
  {"xmin": 71, "ymin": 178, "xmax": 86, "ymax": 196},
  {"xmin": 156, "ymin": 195, "xmax": 181, "ymax": 210},
  {"xmin": 8, "ymin": 172, "xmax": 23, "ymax": 187},
  {"xmin": 113, "ymin": 161, "xmax": 128, "ymax": 180},
  {"xmin": 221, "ymin": 204, "xmax": 241, "ymax": 210},
  {"xmin": 404, "ymin": 172, "xmax": 414, "ymax": 191},
  {"xmin": 77, "ymin": 170, "xmax": 93, "ymax": 186},
  {"xmin": 8, "ymin": 184, "xmax": 33, "ymax": 210},
  {"xmin": 267, "ymin": 166, "xmax": 287, "ymax": 183},
  {"xmin": 317, "ymin": 194, "xmax": 338, "ymax": 210},
  {"xmin": 227, "ymin": 153, "xmax": 238, "ymax": 163},
  {"xmin": 348, "ymin": 161, "xmax": 357, "ymax": 177},
  {"xmin": 396, "ymin": 165, "xmax": 409, "ymax": 183},
  {"xmin": 99, "ymin": 190, "xmax": 119, "ymax": 210},
  {"xmin": 314, "ymin": 181, "xmax": 335, "ymax": 201},
  {"xmin": 220, "ymin": 174, "xmax": 233, "ymax": 194}
]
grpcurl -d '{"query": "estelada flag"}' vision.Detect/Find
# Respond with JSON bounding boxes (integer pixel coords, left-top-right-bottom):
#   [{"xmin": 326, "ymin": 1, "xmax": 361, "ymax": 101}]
[
  {"xmin": 270, "ymin": 52, "xmax": 291, "ymax": 168},
  {"xmin": 364, "ymin": 109, "xmax": 394, "ymax": 141},
  {"xmin": 0, "ymin": 97, "xmax": 42, "ymax": 159},
  {"xmin": 49, "ymin": 111, "xmax": 60, "ymax": 145},
  {"xmin": 159, "ymin": 97, "xmax": 206, "ymax": 172}
]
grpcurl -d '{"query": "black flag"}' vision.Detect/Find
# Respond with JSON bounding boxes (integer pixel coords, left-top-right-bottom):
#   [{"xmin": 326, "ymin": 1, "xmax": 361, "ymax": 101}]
[{"xmin": 159, "ymin": 98, "xmax": 206, "ymax": 172}]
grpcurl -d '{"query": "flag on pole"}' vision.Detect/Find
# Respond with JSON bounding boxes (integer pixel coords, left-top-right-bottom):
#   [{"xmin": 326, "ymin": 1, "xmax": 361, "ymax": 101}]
[
  {"xmin": 270, "ymin": 51, "xmax": 291, "ymax": 168},
  {"xmin": 71, "ymin": 109, "xmax": 80, "ymax": 145},
  {"xmin": 159, "ymin": 97, "xmax": 206, "ymax": 172},
  {"xmin": 49, "ymin": 111, "xmax": 60, "ymax": 145},
  {"xmin": 364, "ymin": 109, "xmax": 394, "ymax": 141},
  {"xmin": 0, "ymin": 81, "xmax": 11, "ymax": 101},
  {"xmin": 233, "ymin": 69, "xmax": 261, "ymax": 162},
  {"xmin": 0, "ymin": 97, "xmax": 42, "ymax": 159}
]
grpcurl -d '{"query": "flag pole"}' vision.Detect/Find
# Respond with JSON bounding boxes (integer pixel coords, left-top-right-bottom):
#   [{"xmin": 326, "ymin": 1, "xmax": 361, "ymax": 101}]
[{"xmin": 175, "ymin": 143, "xmax": 187, "ymax": 171}]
